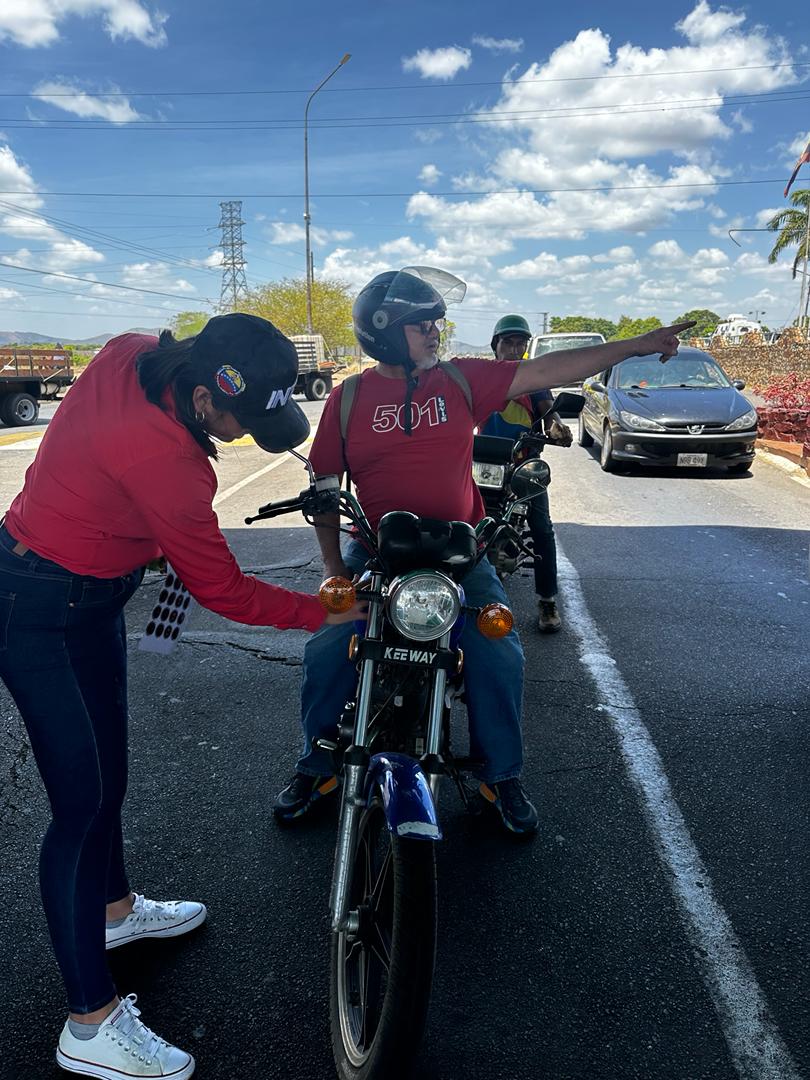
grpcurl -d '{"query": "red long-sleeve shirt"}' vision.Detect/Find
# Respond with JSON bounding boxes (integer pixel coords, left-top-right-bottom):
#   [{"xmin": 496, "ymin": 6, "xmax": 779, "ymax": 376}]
[{"xmin": 5, "ymin": 333, "xmax": 325, "ymax": 632}]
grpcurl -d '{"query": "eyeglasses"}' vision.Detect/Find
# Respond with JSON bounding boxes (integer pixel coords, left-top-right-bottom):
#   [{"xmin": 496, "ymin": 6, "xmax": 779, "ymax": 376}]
[{"xmin": 408, "ymin": 318, "xmax": 446, "ymax": 336}]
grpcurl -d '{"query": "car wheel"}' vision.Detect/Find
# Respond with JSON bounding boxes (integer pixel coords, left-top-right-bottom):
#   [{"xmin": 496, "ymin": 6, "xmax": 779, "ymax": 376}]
[
  {"xmin": 600, "ymin": 425, "xmax": 619, "ymax": 472},
  {"xmin": 577, "ymin": 412, "xmax": 594, "ymax": 448}
]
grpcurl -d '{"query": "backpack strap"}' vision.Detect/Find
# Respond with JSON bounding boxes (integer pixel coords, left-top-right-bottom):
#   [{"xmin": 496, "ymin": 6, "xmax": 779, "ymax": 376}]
[
  {"xmin": 437, "ymin": 360, "xmax": 473, "ymax": 413},
  {"xmin": 339, "ymin": 372, "xmax": 362, "ymax": 443}
]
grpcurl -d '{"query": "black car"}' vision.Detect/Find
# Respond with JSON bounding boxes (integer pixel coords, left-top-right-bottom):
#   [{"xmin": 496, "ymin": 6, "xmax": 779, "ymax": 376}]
[{"xmin": 578, "ymin": 347, "xmax": 758, "ymax": 473}]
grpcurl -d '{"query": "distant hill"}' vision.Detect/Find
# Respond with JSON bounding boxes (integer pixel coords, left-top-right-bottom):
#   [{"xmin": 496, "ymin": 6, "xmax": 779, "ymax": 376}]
[
  {"xmin": 0, "ymin": 327, "xmax": 163, "ymax": 347},
  {"xmin": 453, "ymin": 340, "xmax": 489, "ymax": 356}
]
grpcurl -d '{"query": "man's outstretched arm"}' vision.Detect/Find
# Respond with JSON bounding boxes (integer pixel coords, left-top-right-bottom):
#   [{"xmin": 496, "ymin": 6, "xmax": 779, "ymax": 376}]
[{"xmin": 506, "ymin": 322, "xmax": 695, "ymax": 399}]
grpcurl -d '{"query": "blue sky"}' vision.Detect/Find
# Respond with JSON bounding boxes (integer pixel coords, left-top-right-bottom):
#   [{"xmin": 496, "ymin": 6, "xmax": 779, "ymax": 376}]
[{"xmin": 0, "ymin": 0, "xmax": 808, "ymax": 342}]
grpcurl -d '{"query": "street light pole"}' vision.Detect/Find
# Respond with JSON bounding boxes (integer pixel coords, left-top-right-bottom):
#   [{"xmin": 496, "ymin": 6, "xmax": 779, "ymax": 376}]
[
  {"xmin": 800, "ymin": 192, "xmax": 810, "ymax": 333},
  {"xmin": 304, "ymin": 53, "xmax": 351, "ymax": 334}
]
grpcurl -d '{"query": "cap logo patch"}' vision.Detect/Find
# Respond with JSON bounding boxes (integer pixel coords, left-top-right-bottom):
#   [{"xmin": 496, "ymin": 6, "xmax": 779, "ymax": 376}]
[
  {"xmin": 215, "ymin": 365, "xmax": 246, "ymax": 396},
  {"xmin": 266, "ymin": 382, "xmax": 295, "ymax": 410}
]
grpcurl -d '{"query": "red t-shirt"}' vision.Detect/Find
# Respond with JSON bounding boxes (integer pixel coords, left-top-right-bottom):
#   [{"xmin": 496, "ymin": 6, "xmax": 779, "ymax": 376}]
[
  {"xmin": 5, "ymin": 333, "xmax": 324, "ymax": 632},
  {"xmin": 308, "ymin": 358, "xmax": 517, "ymax": 531}
]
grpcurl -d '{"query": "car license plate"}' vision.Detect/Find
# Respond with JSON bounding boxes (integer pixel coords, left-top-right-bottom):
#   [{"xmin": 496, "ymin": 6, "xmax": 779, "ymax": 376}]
[{"xmin": 677, "ymin": 453, "xmax": 708, "ymax": 467}]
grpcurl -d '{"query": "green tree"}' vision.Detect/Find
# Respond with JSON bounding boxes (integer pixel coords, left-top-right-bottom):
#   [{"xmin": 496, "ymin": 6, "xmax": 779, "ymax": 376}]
[
  {"xmin": 611, "ymin": 315, "xmax": 663, "ymax": 340},
  {"xmin": 172, "ymin": 311, "xmax": 210, "ymax": 339},
  {"xmin": 766, "ymin": 188, "xmax": 810, "ymax": 278},
  {"xmin": 241, "ymin": 277, "xmax": 355, "ymax": 350},
  {"xmin": 549, "ymin": 315, "xmax": 617, "ymax": 339},
  {"xmin": 674, "ymin": 309, "xmax": 721, "ymax": 339}
]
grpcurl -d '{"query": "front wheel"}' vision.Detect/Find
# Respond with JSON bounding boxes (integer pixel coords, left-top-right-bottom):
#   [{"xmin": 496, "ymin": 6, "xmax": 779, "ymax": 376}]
[
  {"xmin": 330, "ymin": 796, "xmax": 437, "ymax": 1080},
  {"xmin": 599, "ymin": 424, "xmax": 622, "ymax": 472}
]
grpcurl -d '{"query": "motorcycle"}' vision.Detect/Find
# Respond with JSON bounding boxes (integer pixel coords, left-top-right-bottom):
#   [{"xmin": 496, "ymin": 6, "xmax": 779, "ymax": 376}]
[
  {"xmin": 472, "ymin": 391, "xmax": 585, "ymax": 578},
  {"xmin": 245, "ymin": 453, "xmax": 549, "ymax": 1080}
]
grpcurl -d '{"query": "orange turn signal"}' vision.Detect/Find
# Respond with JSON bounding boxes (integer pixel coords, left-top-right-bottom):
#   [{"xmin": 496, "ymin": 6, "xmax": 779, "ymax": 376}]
[
  {"xmin": 319, "ymin": 576, "xmax": 356, "ymax": 614},
  {"xmin": 477, "ymin": 602, "xmax": 514, "ymax": 639}
]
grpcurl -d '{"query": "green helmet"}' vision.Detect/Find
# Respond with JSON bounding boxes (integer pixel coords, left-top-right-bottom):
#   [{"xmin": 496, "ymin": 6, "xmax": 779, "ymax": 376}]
[{"xmin": 491, "ymin": 313, "xmax": 531, "ymax": 351}]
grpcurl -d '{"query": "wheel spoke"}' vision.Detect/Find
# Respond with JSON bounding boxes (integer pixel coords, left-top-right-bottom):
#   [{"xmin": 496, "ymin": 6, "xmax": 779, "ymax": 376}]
[
  {"xmin": 370, "ymin": 846, "xmax": 392, "ymax": 914},
  {"xmin": 371, "ymin": 923, "xmax": 392, "ymax": 971}
]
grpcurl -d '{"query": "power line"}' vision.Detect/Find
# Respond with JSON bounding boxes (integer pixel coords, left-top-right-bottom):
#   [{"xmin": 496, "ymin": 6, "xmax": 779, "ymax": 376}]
[
  {"xmin": 13, "ymin": 85, "xmax": 810, "ymax": 127},
  {"xmin": 9, "ymin": 61, "xmax": 810, "ymax": 98},
  {"xmin": 0, "ymin": 260, "xmax": 217, "ymax": 303},
  {"xmin": 0, "ymin": 178, "xmax": 793, "ymax": 199}
]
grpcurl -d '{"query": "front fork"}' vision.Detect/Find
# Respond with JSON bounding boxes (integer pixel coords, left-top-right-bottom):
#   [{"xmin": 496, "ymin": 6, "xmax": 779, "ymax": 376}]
[{"xmin": 329, "ymin": 586, "xmax": 449, "ymax": 933}]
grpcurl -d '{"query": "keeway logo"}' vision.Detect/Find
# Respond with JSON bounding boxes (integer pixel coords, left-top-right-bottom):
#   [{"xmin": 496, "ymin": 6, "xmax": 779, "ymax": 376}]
[{"xmin": 383, "ymin": 646, "xmax": 437, "ymax": 664}]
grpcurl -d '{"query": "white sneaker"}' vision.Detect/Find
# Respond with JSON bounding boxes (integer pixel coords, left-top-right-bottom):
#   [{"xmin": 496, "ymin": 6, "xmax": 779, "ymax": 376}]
[
  {"xmin": 56, "ymin": 995, "xmax": 195, "ymax": 1079},
  {"xmin": 106, "ymin": 894, "xmax": 207, "ymax": 950}
]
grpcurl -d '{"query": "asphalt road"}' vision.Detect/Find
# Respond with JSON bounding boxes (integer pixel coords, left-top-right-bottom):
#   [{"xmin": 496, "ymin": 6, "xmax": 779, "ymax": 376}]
[{"xmin": 0, "ymin": 398, "xmax": 808, "ymax": 1080}]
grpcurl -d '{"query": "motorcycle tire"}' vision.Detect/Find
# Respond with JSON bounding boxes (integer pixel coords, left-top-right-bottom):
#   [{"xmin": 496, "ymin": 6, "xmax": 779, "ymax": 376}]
[{"xmin": 330, "ymin": 795, "xmax": 437, "ymax": 1080}]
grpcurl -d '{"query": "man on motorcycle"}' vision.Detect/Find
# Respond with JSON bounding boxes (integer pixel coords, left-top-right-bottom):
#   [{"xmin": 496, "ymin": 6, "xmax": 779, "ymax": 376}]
[
  {"xmin": 273, "ymin": 267, "xmax": 690, "ymax": 836},
  {"xmin": 481, "ymin": 314, "xmax": 571, "ymax": 633}
]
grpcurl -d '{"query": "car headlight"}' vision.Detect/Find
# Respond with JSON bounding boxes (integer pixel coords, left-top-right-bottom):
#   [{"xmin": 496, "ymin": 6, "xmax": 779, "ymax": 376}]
[
  {"xmin": 472, "ymin": 461, "xmax": 506, "ymax": 488},
  {"xmin": 725, "ymin": 408, "xmax": 758, "ymax": 432},
  {"xmin": 388, "ymin": 571, "xmax": 461, "ymax": 642},
  {"xmin": 618, "ymin": 410, "xmax": 666, "ymax": 432}
]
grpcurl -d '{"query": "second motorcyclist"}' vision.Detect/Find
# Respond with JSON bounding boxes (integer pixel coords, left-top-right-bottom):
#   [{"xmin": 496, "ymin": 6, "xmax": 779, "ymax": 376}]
[{"xmin": 480, "ymin": 314, "xmax": 572, "ymax": 632}]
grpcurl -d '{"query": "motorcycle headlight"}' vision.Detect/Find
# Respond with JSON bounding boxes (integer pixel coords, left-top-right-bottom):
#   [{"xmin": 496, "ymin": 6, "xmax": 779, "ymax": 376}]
[
  {"xmin": 387, "ymin": 571, "xmax": 461, "ymax": 642},
  {"xmin": 472, "ymin": 461, "xmax": 506, "ymax": 489},
  {"xmin": 725, "ymin": 408, "xmax": 758, "ymax": 432},
  {"xmin": 618, "ymin": 410, "xmax": 666, "ymax": 432}
]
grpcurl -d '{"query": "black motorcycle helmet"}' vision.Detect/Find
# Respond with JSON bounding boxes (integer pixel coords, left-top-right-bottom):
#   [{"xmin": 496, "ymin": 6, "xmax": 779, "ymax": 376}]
[{"xmin": 352, "ymin": 266, "xmax": 466, "ymax": 434}]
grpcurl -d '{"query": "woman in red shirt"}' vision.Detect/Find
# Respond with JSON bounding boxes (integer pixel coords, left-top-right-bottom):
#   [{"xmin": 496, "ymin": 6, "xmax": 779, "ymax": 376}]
[{"xmin": 0, "ymin": 313, "xmax": 360, "ymax": 1080}]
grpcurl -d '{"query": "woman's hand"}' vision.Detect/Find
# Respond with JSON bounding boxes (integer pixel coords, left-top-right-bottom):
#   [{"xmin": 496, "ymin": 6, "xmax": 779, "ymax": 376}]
[{"xmin": 324, "ymin": 599, "xmax": 368, "ymax": 625}]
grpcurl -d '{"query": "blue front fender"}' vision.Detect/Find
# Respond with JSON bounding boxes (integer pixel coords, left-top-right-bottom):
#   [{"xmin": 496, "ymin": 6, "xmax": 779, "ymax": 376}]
[{"xmin": 366, "ymin": 753, "xmax": 442, "ymax": 842}]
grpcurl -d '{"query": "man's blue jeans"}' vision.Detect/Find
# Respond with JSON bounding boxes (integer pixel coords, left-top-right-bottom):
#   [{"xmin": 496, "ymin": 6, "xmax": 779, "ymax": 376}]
[
  {"xmin": 0, "ymin": 523, "xmax": 142, "ymax": 1013},
  {"xmin": 297, "ymin": 541, "xmax": 525, "ymax": 783},
  {"xmin": 527, "ymin": 490, "xmax": 558, "ymax": 599}
]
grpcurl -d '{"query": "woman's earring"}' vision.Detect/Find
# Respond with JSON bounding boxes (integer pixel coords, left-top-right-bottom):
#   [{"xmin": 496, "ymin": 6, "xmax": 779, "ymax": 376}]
[{"xmin": 195, "ymin": 410, "xmax": 206, "ymax": 426}]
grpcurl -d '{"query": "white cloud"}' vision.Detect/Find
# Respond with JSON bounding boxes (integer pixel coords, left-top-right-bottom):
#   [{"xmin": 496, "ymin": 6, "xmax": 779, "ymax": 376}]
[
  {"xmin": 418, "ymin": 164, "xmax": 442, "ymax": 186},
  {"xmin": 266, "ymin": 222, "xmax": 353, "ymax": 246},
  {"xmin": 675, "ymin": 1, "xmax": 747, "ymax": 45},
  {"xmin": 0, "ymin": 1, "xmax": 167, "ymax": 49},
  {"xmin": 649, "ymin": 240, "xmax": 686, "ymax": 259},
  {"xmin": 407, "ymin": 165, "xmax": 717, "ymax": 241},
  {"xmin": 121, "ymin": 262, "xmax": 195, "ymax": 293},
  {"xmin": 402, "ymin": 46, "xmax": 472, "ymax": 81},
  {"xmin": 472, "ymin": 35, "xmax": 524, "ymax": 54},
  {"xmin": 592, "ymin": 245, "xmax": 636, "ymax": 263},
  {"xmin": 33, "ymin": 80, "xmax": 142, "ymax": 123}
]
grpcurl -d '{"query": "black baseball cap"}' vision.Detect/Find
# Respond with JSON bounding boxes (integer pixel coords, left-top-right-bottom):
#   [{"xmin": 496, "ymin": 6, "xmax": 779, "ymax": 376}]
[{"xmin": 190, "ymin": 312, "xmax": 310, "ymax": 453}]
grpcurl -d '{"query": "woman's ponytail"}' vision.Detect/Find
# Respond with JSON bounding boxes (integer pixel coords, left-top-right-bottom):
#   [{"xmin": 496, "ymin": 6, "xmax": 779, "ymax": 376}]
[{"xmin": 136, "ymin": 330, "xmax": 218, "ymax": 458}]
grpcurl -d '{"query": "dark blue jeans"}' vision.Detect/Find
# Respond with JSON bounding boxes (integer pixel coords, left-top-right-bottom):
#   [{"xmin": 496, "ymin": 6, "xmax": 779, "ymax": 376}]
[
  {"xmin": 526, "ymin": 491, "xmax": 558, "ymax": 599},
  {"xmin": 0, "ymin": 523, "xmax": 142, "ymax": 1013}
]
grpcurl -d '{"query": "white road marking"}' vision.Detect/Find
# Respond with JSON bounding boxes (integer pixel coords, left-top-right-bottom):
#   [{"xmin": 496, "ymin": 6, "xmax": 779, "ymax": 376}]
[
  {"xmin": 212, "ymin": 434, "xmax": 315, "ymax": 509},
  {"xmin": 556, "ymin": 545, "xmax": 801, "ymax": 1080}
]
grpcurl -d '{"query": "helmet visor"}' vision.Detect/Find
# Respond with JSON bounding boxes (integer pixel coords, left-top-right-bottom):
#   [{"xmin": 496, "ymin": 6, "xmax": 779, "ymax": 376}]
[{"xmin": 381, "ymin": 266, "xmax": 466, "ymax": 326}]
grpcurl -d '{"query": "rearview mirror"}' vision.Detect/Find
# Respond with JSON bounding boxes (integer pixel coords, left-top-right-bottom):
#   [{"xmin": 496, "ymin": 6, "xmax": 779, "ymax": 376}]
[
  {"xmin": 588, "ymin": 380, "xmax": 606, "ymax": 393},
  {"xmin": 552, "ymin": 391, "xmax": 585, "ymax": 415},
  {"xmin": 732, "ymin": 379, "xmax": 746, "ymax": 390},
  {"xmin": 510, "ymin": 458, "xmax": 551, "ymax": 499}
]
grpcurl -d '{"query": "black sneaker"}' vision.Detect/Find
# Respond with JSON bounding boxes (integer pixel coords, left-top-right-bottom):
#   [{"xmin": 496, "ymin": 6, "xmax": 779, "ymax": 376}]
[
  {"xmin": 479, "ymin": 778, "xmax": 539, "ymax": 835},
  {"xmin": 273, "ymin": 772, "xmax": 339, "ymax": 822}
]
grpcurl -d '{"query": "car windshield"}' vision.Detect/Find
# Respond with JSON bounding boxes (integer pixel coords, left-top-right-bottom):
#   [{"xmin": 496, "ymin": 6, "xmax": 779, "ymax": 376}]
[
  {"xmin": 535, "ymin": 335, "xmax": 604, "ymax": 354},
  {"xmin": 614, "ymin": 355, "xmax": 731, "ymax": 390}
]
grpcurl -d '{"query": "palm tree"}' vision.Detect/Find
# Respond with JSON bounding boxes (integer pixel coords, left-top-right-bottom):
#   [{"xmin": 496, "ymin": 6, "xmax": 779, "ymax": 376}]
[{"xmin": 767, "ymin": 188, "xmax": 810, "ymax": 277}]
